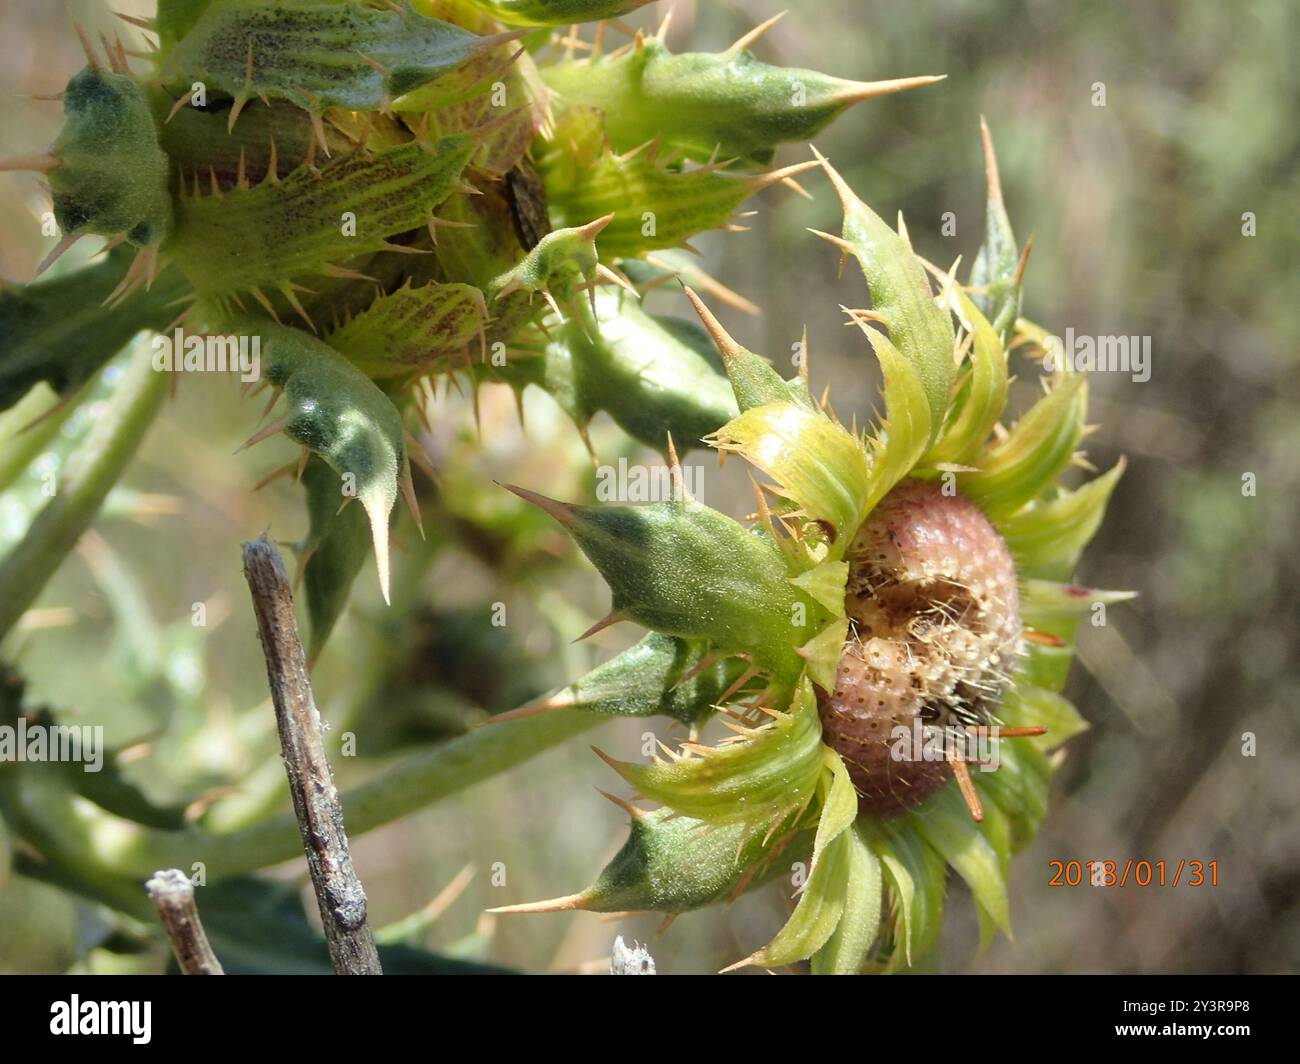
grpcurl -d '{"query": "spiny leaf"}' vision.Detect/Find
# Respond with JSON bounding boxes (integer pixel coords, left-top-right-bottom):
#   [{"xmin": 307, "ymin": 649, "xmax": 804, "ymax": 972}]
[
  {"xmin": 606, "ymin": 679, "xmax": 825, "ymax": 826},
  {"xmin": 239, "ymin": 319, "xmax": 408, "ymax": 603},
  {"xmin": 969, "ymin": 732, "xmax": 1052, "ymax": 851},
  {"xmin": 904, "ymin": 784, "xmax": 1011, "ymax": 937},
  {"xmin": 158, "ymin": 96, "xmax": 361, "ymax": 184},
  {"xmin": 49, "ymin": 67, "xmax": 172, "ymax": 245},
  {"xmin": 1020, "ymin": 578, "xmax": 1136, "ymax": 643},
  {"xmin": 788, "ymin": 560, "xmax": 848, "ymax": 617},
  {"xmin": 727, "ymin": 746, "xmax": 858, "ymax": 969},
  {"xmin": 681, "ymin": 286, "xmax": 806, "ymax": 412},
  {"xmin": 384, "ymin": 17, "xmax": 537, "ymax": 116},
  {"xmin": 156, "ymin": 0, "xmax": 214, "ymax": 52},
  {"xmin": 168, "ymin": 135, "xmax": 474, "ymax": 299},
  {"xmin": 859, "ymin": 818, "xmax": 947, "ymax": 971},
  {"xmin": 816, "ymin": 151, "xmax": 955, "ymax": 442},
  {"xmin": 998, "ymin": 460, "xmax": 1126, "ymax": 578},
  {"xmin": 798, "ymin": 616, "xmax": 849, "ymax": 692},
  {"xmin": 485, "ymin": 289, "xmax": 738, "ymax": 454},
  {"xmin": 418, "ymin": 38, "xmax": 551, "ymax": 175},
  {"xmin": 856, "ymin": 326, "xmax": 933, "ymax": 512},
  {"xmin": 539, "ymin": 107, "xmax": 812, "ymax": 258},
  {"xmin": 1000, "ymin": 684, "xmax": 1090, "ymax": 752},
  {"xmin": 735, "ymin": 826, "xmax": 851, "ymax": 969},
  {"xmin": 328, "ymin": 280, "xmax": 487, "ymax": 379},
  {"xmin": 544, "ymin": 34, "xmax": 940, "ymax": 165},
  {"xmin": 487, "ymin": 214, "xmax": 609, "ymax": 307},
  {"xmin": 970, "ymin": 798, "xmax": 1014, "ymax": 947},
  {"xmin": 712, "ymin": 401, "xmax": 872, "ymax": 550},
  {"xmin": 959, "ymin": 375, "xmax": 1086, "ymax": 520},
  {"xmin": 417, "ymin": 181, "xmax": 544, "ymax": 346},
  {"xmin": 811, "ymin": 823, "xmax": 883, "ymax": 975},
  {"xmin": 506, "ymin": 486, "xmax": 821, "ymax": 681},
  {"xmin": 168, "ymin": 0, "xmax": 495, "ymax": 112},
  {"xmin": 814, "ymin": 743, "xmax": 862, "ymax": 846},
  {"xmin": 1014, "ymin": 640, "xmax": 1075, "ymax": 695},
  {"xmin": 924, "ymin": 291, "xmax": 1009, "ymax": 468},
  {"xmin": 494, "ymin": 632, "xmax": 748, "ymax": 728},
  {"xmin": 492, "ymin": 807, "xmax": 810, "ymax": 915},
  {"xmin": 969, "ymin": 117, "xmax": 1023, "ymax": 342}
]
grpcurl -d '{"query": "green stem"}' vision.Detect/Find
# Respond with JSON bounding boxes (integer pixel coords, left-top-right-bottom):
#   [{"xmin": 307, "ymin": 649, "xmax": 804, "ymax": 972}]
[
  {"xmin": 7, "ymin": 706, "xmax": 601, "ymax": 883},
  {"xmin": 0, "ymin": 386, "xmax": 77, "ymax": 494},
  {"xmin": 0, "ymin": 345, "xmax": 166, "ymax": 642}
]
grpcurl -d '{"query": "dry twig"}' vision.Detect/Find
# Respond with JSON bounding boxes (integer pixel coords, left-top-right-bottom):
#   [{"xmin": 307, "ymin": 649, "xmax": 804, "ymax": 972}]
[{"xmin": 242, "ymin": 534, "xmax": 382, "ymax": 975}]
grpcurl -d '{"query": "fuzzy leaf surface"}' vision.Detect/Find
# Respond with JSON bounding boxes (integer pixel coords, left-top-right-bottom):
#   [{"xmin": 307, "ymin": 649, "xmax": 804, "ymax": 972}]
[
  {"xmin": 544, "ymin": 39, "xmax": 909, "ymax": 165},
  {"xmin": 522, "ymin": 492, "xmax": 820, "ymax": 680},
  {"xmin": 169, "ymin": 137, "xmax": 473, "ymax": 297},
  {"xmin": 169, "ymin": 0, "xmax": 489, "ymax": 111},
  {"xmin": 529, "ymin": 632, "xmax": 747, "ymax": 727}
]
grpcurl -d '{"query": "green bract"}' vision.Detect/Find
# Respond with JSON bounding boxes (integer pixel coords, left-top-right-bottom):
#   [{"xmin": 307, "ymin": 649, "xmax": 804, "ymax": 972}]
[
  {"xmin": 166, "ymin": 1, "xmax": 496, "ymax": 112},
  {"xmin": 168, "ymin": 136, "xmax": 476, "ymax": 305},
  {"xmin": 482, "ymin": 288, "xmax": 738, "ymax": 453},
  {"xmin": 49, "ymin": 67, "xmax": 172, "ymax": 248},
  {"xmin": 244, "ymin": 317, "xmax": 410, "ymax": 602},
  {"xmin": 542, "ymin": 24, "xmax": 943, "ymax": 165}
]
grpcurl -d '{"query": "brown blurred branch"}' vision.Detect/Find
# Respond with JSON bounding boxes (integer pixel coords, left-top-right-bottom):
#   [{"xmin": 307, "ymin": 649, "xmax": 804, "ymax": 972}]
[
  {"xmin": 145, "ymin": 869, "xmax": 223, "ymax": 975},
  {"xmin": 241, "ymin": 534, "xmax": 382, "ymax": 976}
]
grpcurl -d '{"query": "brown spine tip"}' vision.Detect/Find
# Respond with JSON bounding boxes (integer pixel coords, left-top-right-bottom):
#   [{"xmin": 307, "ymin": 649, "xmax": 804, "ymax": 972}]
[
  {"xmin": 575, "ymin": 212, "xmax": 616, "ymax": 241},
  {"xmin": 501, "ymin": 482, "xmax": 579, "ymax": 527},
  {"xmin": 0, "ymin": 154, "xmax": 60, "ymax": 174},
  {"xmin": 572, "ymin": 611, "xmax": 628, "ymax": 643},
  {"xmin": 470, "ymin": 28, "xmax": 531, "ymax": 57},
  {"xmin": 726, "ymin": 11, "xmax": 788, "ymax": 56},
  {"xmin": 481, "ymin": 690, "xmax": 574, "ymax": 725},
  {"xmin": 747, "ymin": 157, "xmax": 821, "ymax": 194},
  {"xmin": 594, "ymin": 788, "xmax": 645, "ymax": 820},
  {"xmin": 835, "ymin": 73, "xmax": 947, "ymax": 104},
  {"xmin": 486, "ymin": 892, "xmax": 590, "ymax": 915},
  {"xmin": 979, "ymin": 115, "xmax": 1004, "ymax": 204},
  {"xmin": 681, "ymin": 284, "xmax": 747, "ymax": 366},
  {"xmin": 948, "ymin": 755, "xmax": 984, "ymax": 822}
]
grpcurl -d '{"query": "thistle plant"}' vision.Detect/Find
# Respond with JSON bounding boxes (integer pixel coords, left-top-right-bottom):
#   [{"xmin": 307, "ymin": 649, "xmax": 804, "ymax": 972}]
[
  {"xmin": 0, "ymin": 0, "xmax": 937, "ymax": 656},
  {"xmin": 491, "ymin": 131, "xmax": 1127, "ymax": 973},
  {"xmin": 0, "ymin": 2, "xmax": 1126, "ymax": 977}
]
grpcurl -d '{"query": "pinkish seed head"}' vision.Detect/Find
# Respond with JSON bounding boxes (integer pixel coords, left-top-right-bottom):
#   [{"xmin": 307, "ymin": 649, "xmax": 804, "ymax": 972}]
[{"xmin": 818, "ymin": 479, "xmax": 1022, "ymax": 817}]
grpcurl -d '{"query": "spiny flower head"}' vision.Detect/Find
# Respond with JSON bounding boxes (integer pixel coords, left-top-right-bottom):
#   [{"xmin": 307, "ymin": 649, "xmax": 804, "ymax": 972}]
[
  {"xmin": 494, "ymin": 123, "xmax": 1129, "ymax": 973},
  {"xmin": 825, "ymin": 479, "xmax": 1024, "ymax": 818},
  {"xmin": 0, "ymin": 1, "xmax": 939, "ymax": 657}
]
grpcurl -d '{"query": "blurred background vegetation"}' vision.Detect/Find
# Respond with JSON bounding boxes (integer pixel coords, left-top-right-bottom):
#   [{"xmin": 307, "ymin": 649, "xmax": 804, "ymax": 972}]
[{"xmin": 0, "ymin": 0, "xmax": 1296, "ymax": 973}]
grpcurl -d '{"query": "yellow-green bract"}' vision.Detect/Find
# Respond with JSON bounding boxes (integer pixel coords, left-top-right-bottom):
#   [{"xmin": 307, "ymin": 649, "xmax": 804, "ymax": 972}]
[{"xmin": 464, "ymin": 0, "xmax": 654, "ymax": 28}]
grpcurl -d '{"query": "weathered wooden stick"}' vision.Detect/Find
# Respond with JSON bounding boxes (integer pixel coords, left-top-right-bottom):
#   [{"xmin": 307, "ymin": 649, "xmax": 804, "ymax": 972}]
[
  {"xmin": 241, "ymin": 534, "xmax": 382, "ymax": 975},
  {"xmin": 145, "ymin": 868, "xmax": 224, "ymax": 975}
]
